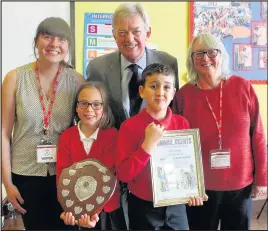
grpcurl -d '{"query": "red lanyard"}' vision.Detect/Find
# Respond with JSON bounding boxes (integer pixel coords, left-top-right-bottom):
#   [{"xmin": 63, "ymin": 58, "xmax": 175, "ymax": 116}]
[
  {"xmin": 205, "ymin": 81, "xmax": 223, "ymax": 149},
  {"xmin": 35, "ymin": 62, "xmax": 61, "ymax": 135}
]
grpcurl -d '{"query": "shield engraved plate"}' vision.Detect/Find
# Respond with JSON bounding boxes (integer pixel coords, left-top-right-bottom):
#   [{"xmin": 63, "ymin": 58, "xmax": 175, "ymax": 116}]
[{"xmin": 57, "ymin": 158, "xmax": 117, "ymax": 220}]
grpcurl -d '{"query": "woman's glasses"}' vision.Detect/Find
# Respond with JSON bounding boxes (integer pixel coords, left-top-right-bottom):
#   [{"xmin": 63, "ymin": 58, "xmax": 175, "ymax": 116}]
[
  {"xmin": 77, "ymin": 101, "xmax": 103, "ymax": 110},
  {"xmin": 191, "ymin": 49, "xmax": 220, "ymax": 60}
]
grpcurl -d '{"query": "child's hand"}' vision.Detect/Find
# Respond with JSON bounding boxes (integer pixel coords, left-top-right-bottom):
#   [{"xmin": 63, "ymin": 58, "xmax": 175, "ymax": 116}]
[
  {"xmin": 60, "ymin": 212, "xmax": 99, "ymax": 228},
  {"xmin": 142, "ymin": 122, "xmax": 165, "ymax": 154},
  {"xmin": 188, "ymin": 194, "xmax": 209, "ymax": 206},
  {"xmin": 60, "ymin": 212, "xmax": 75, "ymax": 225},
  {"xmin": 76, "ymin": 213, "xmax": 99, "ymax": 228}
]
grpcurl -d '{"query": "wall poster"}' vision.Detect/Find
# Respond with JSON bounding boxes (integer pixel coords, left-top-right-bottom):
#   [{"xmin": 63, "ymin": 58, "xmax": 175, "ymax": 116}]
[
  {"xmin": 190, "ymin": 2, "xmax": 267, "ymax": 84},
  {"xmin": 83, "ymin": 13, "xmax": 117, "ymax": 77}
]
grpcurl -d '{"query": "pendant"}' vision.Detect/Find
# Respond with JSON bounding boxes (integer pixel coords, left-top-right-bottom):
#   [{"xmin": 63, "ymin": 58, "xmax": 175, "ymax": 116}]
[{"xmin": 43, "ymin": 126, "xmax": 49, "ymax": 135}]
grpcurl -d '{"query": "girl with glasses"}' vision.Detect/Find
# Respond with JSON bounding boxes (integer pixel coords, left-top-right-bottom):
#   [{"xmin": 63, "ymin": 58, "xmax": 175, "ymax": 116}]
[{"xmin": 57, "ymin": 81, "xmax": 126, "ymax": 230}]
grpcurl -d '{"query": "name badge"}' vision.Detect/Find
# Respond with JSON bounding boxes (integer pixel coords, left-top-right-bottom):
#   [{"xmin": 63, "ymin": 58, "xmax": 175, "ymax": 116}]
[
  {"xmin": 37, "ymin": 145, "xmax": 57, "ymax": 163},
  {"xmin": 210, "ymin": 149, "xmax": 231, "ymax": 169}
]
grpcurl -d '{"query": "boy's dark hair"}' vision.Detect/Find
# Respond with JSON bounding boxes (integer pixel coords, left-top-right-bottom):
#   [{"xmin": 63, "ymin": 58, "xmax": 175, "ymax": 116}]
[
  {"xmin": 74, "ymin": 81, "xmax": 115, "ymax": 129},
  {"xmin": 140, "ymin": 63, "xmax": 175, "ymax": 87}
]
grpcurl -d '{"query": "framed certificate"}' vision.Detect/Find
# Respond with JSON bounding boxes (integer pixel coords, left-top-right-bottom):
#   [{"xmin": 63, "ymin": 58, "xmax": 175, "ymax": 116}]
[{"xmin": 150, "ymin": 129, "xmax": 205, "ymax": 207}]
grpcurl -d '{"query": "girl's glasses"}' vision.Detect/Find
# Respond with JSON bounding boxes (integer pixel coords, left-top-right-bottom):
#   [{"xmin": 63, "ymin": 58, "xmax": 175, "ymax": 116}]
[{"xmin": 77, "ymin": 101, "xmax": 103, "ymax": 110}]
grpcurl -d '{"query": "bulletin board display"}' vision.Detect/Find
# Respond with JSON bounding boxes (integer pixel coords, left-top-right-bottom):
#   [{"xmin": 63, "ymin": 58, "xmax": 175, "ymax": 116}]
[
  {"xmin": 83, "ymin": 12, "xmax": 117, "ymax": 77},
  {"xmin": 189, "ymin": 2, "xmax": 267, "ymax": 84}
]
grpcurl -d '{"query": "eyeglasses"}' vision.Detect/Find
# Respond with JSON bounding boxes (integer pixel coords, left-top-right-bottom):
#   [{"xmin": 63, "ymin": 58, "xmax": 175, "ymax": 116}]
[
  {"xmin": 77, "ymin": 101, "xmax": 103, "ymax": 110},
  {"xmin": 191, "ymin": 49, "xmax": 220, "ymax": 60}
]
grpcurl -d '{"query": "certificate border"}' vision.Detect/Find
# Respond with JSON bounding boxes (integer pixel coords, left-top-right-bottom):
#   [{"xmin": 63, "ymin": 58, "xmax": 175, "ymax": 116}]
[{"xmin": 150, "ymin": 129, "xmax": 205, "ymax": 207}]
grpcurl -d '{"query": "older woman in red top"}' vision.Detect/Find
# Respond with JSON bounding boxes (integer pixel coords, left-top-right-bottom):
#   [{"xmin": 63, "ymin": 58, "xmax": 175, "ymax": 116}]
[{"xmin": 173, "ymin": 33, "xmax": 267, "ymax": 230}]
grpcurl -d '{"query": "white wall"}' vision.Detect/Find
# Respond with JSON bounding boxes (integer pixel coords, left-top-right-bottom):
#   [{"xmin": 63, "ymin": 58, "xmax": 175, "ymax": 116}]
[{"xmin": 2, "ymin": 2, "xmax": 70, "ymax": 81}]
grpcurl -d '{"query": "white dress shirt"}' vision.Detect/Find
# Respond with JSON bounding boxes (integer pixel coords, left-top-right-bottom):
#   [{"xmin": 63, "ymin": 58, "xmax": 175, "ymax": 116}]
[
  {"xmin": 120, "ymin": 53, "xmax": 147, "ymax": 117},
  {"xmin": 77, "ymin": 121, "xmax": 99, "ymax": 155}
]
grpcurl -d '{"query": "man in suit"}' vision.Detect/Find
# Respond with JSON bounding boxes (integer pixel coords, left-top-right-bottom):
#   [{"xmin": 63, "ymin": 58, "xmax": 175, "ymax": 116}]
[
  {"xmin": 86, "ymin": 3, "xmax": 179, "ymax": 229},
  {"xmin": 87, "ymin": 3, "xmax": 179, "ymax": 128}
]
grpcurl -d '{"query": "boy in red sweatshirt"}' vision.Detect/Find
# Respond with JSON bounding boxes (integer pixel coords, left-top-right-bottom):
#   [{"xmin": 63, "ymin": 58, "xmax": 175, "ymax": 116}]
[{"xmin": 116, "ymin": 63, "xmax": 207, "ymax": 230}]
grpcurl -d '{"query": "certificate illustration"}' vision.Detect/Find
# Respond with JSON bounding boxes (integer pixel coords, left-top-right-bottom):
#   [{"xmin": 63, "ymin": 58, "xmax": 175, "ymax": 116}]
[{"xmin": 150, "ymin": 129, "xmax": 205, "ymax": 207}]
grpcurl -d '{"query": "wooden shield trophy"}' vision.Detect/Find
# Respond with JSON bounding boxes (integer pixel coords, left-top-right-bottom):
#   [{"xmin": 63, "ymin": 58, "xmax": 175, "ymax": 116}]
[{"xmin": 57, "ymin": 158, "xmax": 117, "ymax": 220}]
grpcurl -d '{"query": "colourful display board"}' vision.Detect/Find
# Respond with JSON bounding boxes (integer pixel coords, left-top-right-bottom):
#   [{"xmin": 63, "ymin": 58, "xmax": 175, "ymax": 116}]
[
  {"xmin": 190, "ymin": 2, "xmax": 267, "ymax": 84},
  {"xmin": 83, "ymin": 12, "xmax": 117, "ymax": 77}
]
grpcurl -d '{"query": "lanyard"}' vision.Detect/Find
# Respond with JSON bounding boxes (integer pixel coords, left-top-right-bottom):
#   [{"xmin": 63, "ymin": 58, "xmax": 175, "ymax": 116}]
[
  {"xmin": 35, "ymin": 62, "xmax": 61, "ymax": 135},
  {"xmin": 206, "ymin": 81, "xmax": 223, "ymax": 149}
]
